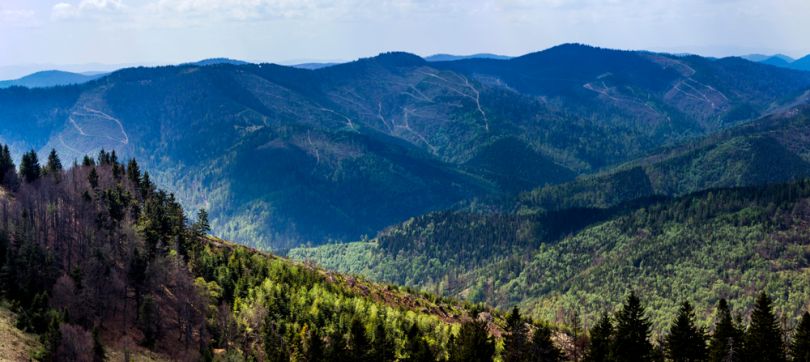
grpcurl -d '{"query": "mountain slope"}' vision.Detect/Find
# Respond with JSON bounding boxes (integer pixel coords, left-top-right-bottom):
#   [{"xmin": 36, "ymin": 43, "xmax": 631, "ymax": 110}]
[
  {"xmin": 518, "ymin": 105, "xmax": 810, "ymax": 213},
  {"xmin": 2, "ymin": 44, "xmax": 810, "ymax": 249},
  {"xmin": 0, "ymin": 153, "xmax": 503, "ymax": 361},
  {"xmin": 291, "ymin": 179, "xmax": 810, "ymax": 331}
]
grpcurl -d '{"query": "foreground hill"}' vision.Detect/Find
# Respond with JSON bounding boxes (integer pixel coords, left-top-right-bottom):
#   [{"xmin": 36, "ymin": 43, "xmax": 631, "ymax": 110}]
[
  {"xmin": 0, "ymin": 150, "xmax": 515, "ymax": 360},
  {"xmin": 2, "ymin": 44, "xmax": 810, "ymax": 249}
]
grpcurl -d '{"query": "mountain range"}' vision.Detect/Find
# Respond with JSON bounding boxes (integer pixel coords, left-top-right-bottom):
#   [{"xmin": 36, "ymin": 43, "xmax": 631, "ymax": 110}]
[
  {"xmin": 743, "ymin": 53, "xmax": 810, "ymax": 71},
  {"xmin": 2, "ymin": 44, "xmax": 810, "ymax": 250}
]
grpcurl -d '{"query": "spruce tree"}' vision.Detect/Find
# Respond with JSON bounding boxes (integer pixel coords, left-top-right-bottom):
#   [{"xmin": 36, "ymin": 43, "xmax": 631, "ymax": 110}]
[
  {"xmin": 504, "ymin": 306, "xmax": 530, "ymax": 362},
  {"xmin": 0, "ymin": 144, "xmax": 15, "ymax": 186},
  {"xmin": 790, "ymin": 312, "xmax": 810, "ymax": 362},
  {"xmin": 708, "ymin": 299, "xmax": 742, "ymax": 362},
  {"xmin": 529, "ymin": 324, "xmax": 563, "ymax": 362},
  {"xmin": 586, "ymin": 313, "xmax": 613, "ymax": 362},
  {"xmin": 665, "ymin": 301, "xmax": 707, "ymax": 362},
  {"xmin": 126, "ymin": 159, "xmax": 141, "ymax": 184},
  {"xmin": 743, "ymin": 292, "xmax": 786, "ymax": 362},
  {"xmin": 451, "ymin": 317, "xmax": 495, "ymax": 362},
  {"xmin": 612, "ymin": 292, "xmax": 652, "ymax": 362},
  {"xmin": 19, "ymin": 150, "xmax": 41, "ymax": 183},
  {"xmin": 44, "ymin": 149, "xmax": 63, "ymax": 176},
  {"xmin": 88, "ymin": 167, "xmax": 99, "ymax": 189}
]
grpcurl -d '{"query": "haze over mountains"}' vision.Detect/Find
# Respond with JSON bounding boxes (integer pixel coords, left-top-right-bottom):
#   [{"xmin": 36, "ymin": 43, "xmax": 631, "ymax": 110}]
[{"xmin": 2, "ymin": 44, "xmax": 810, "ymax": 251}]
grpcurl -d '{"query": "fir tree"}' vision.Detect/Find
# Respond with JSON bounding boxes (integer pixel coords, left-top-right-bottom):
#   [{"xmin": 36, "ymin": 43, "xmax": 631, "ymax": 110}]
[
  {"xmin": 744, "ymin": 292, "xmax": 786, "ymax": 362},
  {"xmin": 504, "ymin": 306, "xmax": 530, "ymax": 362},
  {"xmin": 612, "ymin": 292, "xmax": 652, "ymax": 362},
  {"xmin": 585, "ymin": 313, "xmax": 613, "ymax": 362},
  {"xmin": 666, "ymin": 301, "xmax": 707, "ymax": 362},
  {"xmin": 708, "ymin": 299, "xmax": 742, "ymax": 362},
  {"xmin": 19, "ymin": 150, "xmax": 41, "ymax": 183},
  {"xmin": 451, "ymin": 317, "xmax": 495, "ymax": 362},
  {"xmin": 790, "ymin": 312, "xmax": 810, "ymax": 362}
]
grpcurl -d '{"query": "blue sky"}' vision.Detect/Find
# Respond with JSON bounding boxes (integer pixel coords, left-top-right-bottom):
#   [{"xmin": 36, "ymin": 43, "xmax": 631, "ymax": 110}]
[{"xmin": 1, "ymin": 0, "xmax": 808, "ymax": 75}]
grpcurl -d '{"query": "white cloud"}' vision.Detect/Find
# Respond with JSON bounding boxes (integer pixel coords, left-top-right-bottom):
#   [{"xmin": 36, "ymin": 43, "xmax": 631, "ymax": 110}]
[{"xmin": 51, "ymin": 0, "xmax": 126, "ymax": 20}]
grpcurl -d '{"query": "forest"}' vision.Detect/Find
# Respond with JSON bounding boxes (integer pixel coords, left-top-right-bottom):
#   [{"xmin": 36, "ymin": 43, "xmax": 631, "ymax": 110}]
[{"xmin": 2, "ymin": 146, "xmax": 810, "ymax": 361}]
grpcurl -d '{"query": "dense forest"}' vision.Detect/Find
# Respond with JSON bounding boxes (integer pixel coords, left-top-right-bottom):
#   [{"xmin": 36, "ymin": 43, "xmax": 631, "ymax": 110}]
[
  {"xmin": 1, "ymin": 148, "xmax": 810, "ymax": 362},
  {"xmin": 291, "ymin": 177, "xmax": 810, "ymax": 337}
]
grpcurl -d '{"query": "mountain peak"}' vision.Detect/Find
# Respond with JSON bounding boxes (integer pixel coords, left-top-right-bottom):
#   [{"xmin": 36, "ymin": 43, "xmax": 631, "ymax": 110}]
[{"xmin": 366, "ymin": 51, "xmax": 426, "ymax": 67}]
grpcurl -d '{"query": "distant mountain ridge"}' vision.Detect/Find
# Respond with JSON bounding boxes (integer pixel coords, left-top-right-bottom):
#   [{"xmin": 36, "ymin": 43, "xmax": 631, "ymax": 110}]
[
  {"xmin": 2, "ymin": 43, "xmax": 810, "ymax": 249},
  {"xmin": 743, "ymin": 53, "xmax": 810, "ymax": 71},
  {"xmin": 0, "ymin": 70, "xmax": 106, "ymax": 88},
  {"xmin": 424, "ymin": 53, "xmax": 512, "ymax": 62}
]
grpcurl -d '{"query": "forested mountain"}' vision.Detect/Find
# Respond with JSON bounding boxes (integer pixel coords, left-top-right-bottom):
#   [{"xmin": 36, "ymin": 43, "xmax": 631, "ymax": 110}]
[
  {"xmin": 290, "ymin": 176, "xmax": 810, "ymax": 334},
  {"xmin": 518, "ymin": 105, "xmax": 810, "ymax": 213},
  {"xmin": 2, "ymin": 44, "xmax": 810, "ymax": 249}
]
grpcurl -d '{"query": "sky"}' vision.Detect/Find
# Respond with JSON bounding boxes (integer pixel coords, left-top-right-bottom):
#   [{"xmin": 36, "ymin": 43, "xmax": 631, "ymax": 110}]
[{"xmin": 1, "ymin": 0, "xmax": 809, "ymax": 77}]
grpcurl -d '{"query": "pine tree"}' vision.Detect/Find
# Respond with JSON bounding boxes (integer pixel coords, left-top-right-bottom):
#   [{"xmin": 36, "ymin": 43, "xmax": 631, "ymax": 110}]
[
  {"xmin": 665, "ymin": 301, "xmax": 707, "ymax": 362},
  {"xmin": 529, "ymin": 324, "xmax": 564, "ymax": 362},
  {"xmin": 790, "ymin": 312, "xmax": 810, "ymax": 362},
  {"xmin": 19, "ymin": 150, "xmax": 41, "ymax": 183},
  {"xmin": 743, "ymin": 292, "xmax": 786, "ymax": 362},
  {"xmin": 504, "ymin": 306, "xmax": 530, "ymax": 362},
  {"xmin": 585, "ymin": 313, "xmax": 613, "ymax": 362},
  {"xmin": 708, "ymin": 299, "xmax": 742, "ymax": 362},
  {"xmin": 612, "ymin": 292, "xmax": 652, "ymax": 362},
  {"xmin": 451, "ymin": 317, "xmax": 495, "ymax": 362}
]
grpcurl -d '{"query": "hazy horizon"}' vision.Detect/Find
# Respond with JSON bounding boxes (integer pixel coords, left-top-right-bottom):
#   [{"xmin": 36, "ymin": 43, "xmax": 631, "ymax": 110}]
[{"xmin": 2, "ymin": 0, "xmax": 809, "ymax": 76}]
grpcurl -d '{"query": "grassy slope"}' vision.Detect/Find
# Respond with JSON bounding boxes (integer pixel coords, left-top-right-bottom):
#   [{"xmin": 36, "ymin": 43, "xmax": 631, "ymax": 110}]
[{"xmin": 0, "ymin": 304, "xmax": 41, "ymax": 361}]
